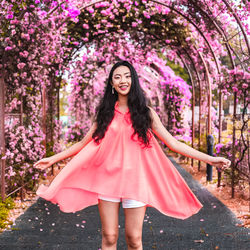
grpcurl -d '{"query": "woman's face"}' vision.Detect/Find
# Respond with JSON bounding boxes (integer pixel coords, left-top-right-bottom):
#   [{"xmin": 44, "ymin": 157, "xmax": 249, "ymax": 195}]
[{"xmin": 111, "ymin": 65, "xmax": 132, "ymax": 96}]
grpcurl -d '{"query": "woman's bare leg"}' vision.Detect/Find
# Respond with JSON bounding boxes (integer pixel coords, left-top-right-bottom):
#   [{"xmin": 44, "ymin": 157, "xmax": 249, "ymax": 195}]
[
  {"xmin": 124, "ymin": 206, "xmax": 146, "ymax": 250},
  {"xmin": 98, "ymin": 200, "xmax": 120, "ymax": 250}
]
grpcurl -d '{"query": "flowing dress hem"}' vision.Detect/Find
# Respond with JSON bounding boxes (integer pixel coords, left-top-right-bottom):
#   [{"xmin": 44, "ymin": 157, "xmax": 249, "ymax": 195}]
[{"xmin": 37, "ymin": 185, "xmax": 203, "ymax": 219}]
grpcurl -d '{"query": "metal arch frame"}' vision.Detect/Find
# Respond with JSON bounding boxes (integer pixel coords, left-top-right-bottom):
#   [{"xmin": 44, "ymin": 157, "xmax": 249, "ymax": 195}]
[
  {"xmin": 0, "ymin": 76, "xmax": 5, "ymax": 199},
  {"xmin": 64, "ymin": 0, "xmax": 238, "ymax": 77},
  {"xmin": 175, "ymin": 52, "xmax": 196, "ymax": 168},
  {"xmin": 0, "ymin": 49, "xmax": 7, "ymax": 200},
  {"xmin": 186, "ymin": 0, "xmax": 242, "ymax": 71},
  {"xmin": 157, "ymin": 0, "xmax": 250, "ymax": 57},
  {"xmin": 140, "ymin": 32, "xmax": 206, "ymax": 157},
  {"xmin": 149, "ymin": 0, "xmax": 221, "ymax": 74},
  {"xmin": 186, "ymin": 3, "xmax": 238, "ymax": 178},
  {"xmin": 177, "ymin": 46, "xmax": 219, "ymax": 182},
  {"xmin": 180, "ymin": 0, "xmax": 247, "ymax": 195},
  {"xmin": 149, "ymin": 47, "xmax": 205, "ymax": 173},
  {"xmin": 59, "ymin": 0, "xmax": 249, "ymax": 76},
  {"xmin": 197, "ymin": 51, "xmax": 212, "ymax": 135},
  {"xmin": 147, "ymin": 41, "xmax": 203, "ymax": 170},
  {"xmin": 141, "ymin": 54, "xmax": 196, "ymax": 142},
  {"xmin": 219, "ymin": 0, "xmax": 249, "ymax": 197},
  {"xmin": 187, "ymin": 0, "xmax": 248, "ymax": 71},
  {"xmin": 176, "ymin": 49, "xmax": 203, "ymax": 170},
  {"xmin": 221, "ymin": 0, "xmax": 250, "ymax": 55},
  {"xmin": 74, "ymin": 0, "xmax": 222, "ymax": 75}
]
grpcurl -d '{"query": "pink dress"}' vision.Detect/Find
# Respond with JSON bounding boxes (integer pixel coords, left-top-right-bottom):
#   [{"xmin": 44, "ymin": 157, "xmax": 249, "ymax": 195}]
[{"xmin": 37, "ymin": 102, "xmax": 203, "ymax": 219}]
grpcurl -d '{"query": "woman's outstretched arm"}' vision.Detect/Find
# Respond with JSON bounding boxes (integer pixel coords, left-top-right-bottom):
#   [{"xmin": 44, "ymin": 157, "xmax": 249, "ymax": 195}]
[
  {"xmin": 34, "ymin": 122, "xmax": 97, "ymax": 170},
  {"xmin": 148, "ymin": 107, "xmax": 231, "ymax": 169}
]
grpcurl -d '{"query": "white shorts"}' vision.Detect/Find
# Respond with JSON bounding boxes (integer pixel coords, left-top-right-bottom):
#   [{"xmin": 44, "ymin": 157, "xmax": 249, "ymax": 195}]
[{"xmin": 98, "ymin": 194, "xmax": 146, "ymax": 208}]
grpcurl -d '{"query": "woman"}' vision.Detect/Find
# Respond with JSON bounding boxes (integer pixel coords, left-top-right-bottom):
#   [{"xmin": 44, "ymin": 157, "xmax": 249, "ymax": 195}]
[{"xmin": 35, "ymin": 60, "xmax": 231, "ymax": 250}]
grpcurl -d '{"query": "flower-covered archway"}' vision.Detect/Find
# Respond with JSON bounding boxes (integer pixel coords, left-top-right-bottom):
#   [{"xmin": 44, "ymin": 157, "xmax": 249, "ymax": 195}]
[{"xmin": 0, "ymin": 0, "xmax": 249, "ymax": 200}]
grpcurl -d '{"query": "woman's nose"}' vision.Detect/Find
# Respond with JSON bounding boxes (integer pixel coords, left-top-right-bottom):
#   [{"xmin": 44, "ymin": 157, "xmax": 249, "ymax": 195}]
[{"xmin": 120, "ymin": 75, "xmax": 127, "ymax": 83}]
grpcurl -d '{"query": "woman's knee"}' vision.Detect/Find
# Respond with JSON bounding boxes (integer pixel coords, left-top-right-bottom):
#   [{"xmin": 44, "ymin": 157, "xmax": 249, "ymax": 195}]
[
  {"xmin": 102, "ymin": 231, "xmax": 119, "ymax": 246},
  {"xmin": 125, "ymin": 233, "xmax": 142, "ymax": 248}
]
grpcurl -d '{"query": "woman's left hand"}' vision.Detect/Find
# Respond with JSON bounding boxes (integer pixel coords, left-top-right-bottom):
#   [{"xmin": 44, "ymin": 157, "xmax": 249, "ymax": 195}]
[{"xmin": 208, "ymin": 157, "xmax": 231, "ymax": 170}]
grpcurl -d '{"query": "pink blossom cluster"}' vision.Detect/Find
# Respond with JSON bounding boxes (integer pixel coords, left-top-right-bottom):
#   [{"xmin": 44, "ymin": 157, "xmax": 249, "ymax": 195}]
[
  {"xmin": 4, "ymin": 118, "xmax": 45, "ymax": 192},
  {"xmin": 219, "ymin": 68, "xmax": 250, "ymax": 99}
]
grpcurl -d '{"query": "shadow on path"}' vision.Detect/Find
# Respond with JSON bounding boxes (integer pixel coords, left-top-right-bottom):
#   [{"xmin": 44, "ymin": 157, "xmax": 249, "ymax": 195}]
[{"xmin": 0, "ymin": 156, "xmax": 249, "ymax": 250}]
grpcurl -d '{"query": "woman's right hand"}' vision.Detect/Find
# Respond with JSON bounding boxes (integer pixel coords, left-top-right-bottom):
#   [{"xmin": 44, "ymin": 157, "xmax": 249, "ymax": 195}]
[{"xmin": 34, "ymin": 157, "xmax": 54, "ymax": 171}]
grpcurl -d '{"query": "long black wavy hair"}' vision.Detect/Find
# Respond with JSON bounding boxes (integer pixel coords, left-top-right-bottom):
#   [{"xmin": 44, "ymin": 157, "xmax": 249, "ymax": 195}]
[{"xmin": 92, "ymin": 60, "xmax": 152, "ymax": 147}]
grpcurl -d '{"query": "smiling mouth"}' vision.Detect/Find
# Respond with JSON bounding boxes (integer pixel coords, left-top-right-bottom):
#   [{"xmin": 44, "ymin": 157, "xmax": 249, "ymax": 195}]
[{"xmin": 119, "ymin": 85, "xmax": 129, "ymax": 90}]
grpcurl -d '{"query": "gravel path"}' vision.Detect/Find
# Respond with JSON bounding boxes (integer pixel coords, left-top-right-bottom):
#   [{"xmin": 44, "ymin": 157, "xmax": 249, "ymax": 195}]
[{"xmin": 0, "ymin": 156, "xmax": 249, "ymax": 250}]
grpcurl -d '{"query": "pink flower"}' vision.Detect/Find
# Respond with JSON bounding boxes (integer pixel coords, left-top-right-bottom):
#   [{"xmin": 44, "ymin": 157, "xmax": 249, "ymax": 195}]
[
  {"xmin": 132, "ymin": 22, "xmax": 138, "ymax": 27},
  {"xmin": 6, "ymin": 14, "xmax": 13, "ymax": 19},
  {"xmin": 232, "ymin": 86, "xmax": 238, "ymax": 92},
  {"xmin": 17, "ymin": 63, "xmax": 26, "ymax": 69},
  {"xmin": 143, "ymin": 11, "xmax": 150, "ymax": 19},
  {"xmin": 20, "ymin": 51, "xmax": 29, "ymax": 58},
  {"xmin": 68, "ymin": 8, "xmax": 80, "ymax": 19},
  {"xmin": 21, "ymin": 72, "xmax": 27, "ymax": 78},
  {"xmin": 10, "ymin": 20, "xmax": 19, "ymax": 24},
  {"xmin": 28, "ymin": 28, "xmax": 35, "ymax": 34},
  {"xmin": 100, "ymin": 10, "xmax": 108, "ymax": 16},
  {"xmin": 5, "ymin": 46, "xmax": 12, "ymax": 51},
  {"xmin": 82, "ymin": 24, "xmax": 89, "ymax": 29},
  {"xmin": 95, "ymin": 24, "xmax": 101, "ymax": 29},
  {"xmin": 163, "ymin": 7, "xmax": 170, "ymax": 15},
  {"xmin": 21, "ymin": 33, "xmax": 30, "ymax": 40},
  {"xmin": 88, "ymin": 7, "xmax": 94, "ymax": 14}
]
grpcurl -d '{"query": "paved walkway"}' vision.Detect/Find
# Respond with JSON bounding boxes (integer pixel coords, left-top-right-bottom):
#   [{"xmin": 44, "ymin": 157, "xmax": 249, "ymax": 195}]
[{"xmin": 0, "ymin": 156, "xmax": 249, "ymax": 250}]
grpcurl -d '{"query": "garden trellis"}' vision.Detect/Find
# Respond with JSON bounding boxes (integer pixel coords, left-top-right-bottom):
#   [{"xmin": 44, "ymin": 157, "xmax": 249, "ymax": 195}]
[{"xmin": 0, "ymin": 0, "xmax": 249, "ymax": 201}]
